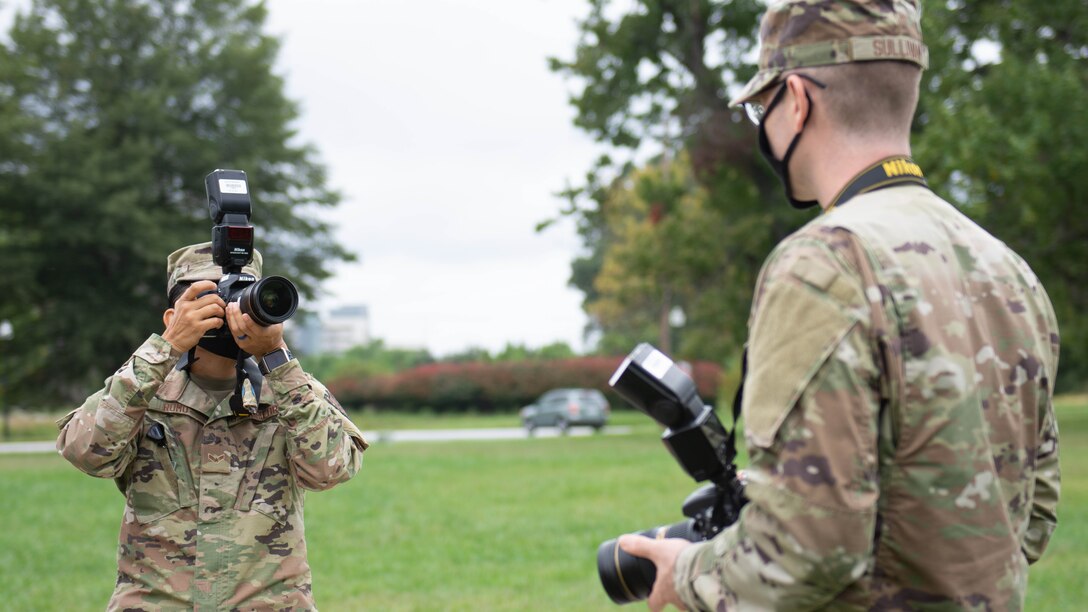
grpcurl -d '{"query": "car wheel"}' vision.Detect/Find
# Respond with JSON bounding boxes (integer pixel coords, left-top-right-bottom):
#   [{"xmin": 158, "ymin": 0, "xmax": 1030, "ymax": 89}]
[{"xmin": 523, "ymin": 420, "xmax": 536, "ymax": 436}]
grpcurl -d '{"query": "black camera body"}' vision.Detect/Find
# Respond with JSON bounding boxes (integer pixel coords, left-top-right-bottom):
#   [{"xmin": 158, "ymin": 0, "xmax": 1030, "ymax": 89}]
[
  {"xmin": 597, "ymin": 343, "xmax": 748, "ymax": 605},
  {"xmin": 202, "ymin": 169, "xmax": 299, "ymax": 333}
]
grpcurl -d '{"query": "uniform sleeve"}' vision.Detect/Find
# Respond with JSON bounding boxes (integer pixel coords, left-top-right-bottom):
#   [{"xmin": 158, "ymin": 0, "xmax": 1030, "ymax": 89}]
[
  {"xmin": 675, "ymin": 236, "xmax": 882, "ymax": 611},
  {"xmin": 56, "ymin": 334, "xmax": 180, "ymax": 478},
  {"xmin": 266, "ymin": 359, "xmax": 368, "ymax": 491},
  {"xmin": 1019, "ymin": 278, "xmax": 1061, "ymax": 563},
  {"xmin": 1022, "ymin": 297, "xmax": 1061, "ymax": 563},
  {"xmin": 1023, "ymin": 395, "xmax": 1059, "ymax": 563}
]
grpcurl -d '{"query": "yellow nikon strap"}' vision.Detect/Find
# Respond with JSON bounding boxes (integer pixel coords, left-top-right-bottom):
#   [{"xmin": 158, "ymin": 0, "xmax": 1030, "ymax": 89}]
[{"xmin": 826, "ymin": 156, "xmax": 928, "ymax": 212}]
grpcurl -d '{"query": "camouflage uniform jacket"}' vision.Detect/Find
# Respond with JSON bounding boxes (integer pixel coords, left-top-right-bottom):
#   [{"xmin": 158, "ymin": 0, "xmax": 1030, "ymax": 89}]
[
  {"xmin": 57, "ymin": 334, "xmax": 369, "ymax": 611},
  {"xmin": 674, "ymin": 184, "xmax": 1061, "ymax": 611}
]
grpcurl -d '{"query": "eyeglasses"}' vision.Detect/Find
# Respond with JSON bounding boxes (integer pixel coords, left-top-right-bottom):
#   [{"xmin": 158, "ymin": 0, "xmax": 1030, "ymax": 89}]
[{"xmin": 743, "ymin": 74, "xmax": 828, "ymax": 126}]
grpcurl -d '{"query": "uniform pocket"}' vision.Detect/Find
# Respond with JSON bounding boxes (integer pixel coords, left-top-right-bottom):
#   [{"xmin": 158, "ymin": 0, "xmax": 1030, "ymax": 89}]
[
  {"xmin": 235, "ymin": 422, "xmax": 292, "ymax": 524},
  {"xmin": 128, "ymin": 417, "xmax": 185, "ymax": 524}
]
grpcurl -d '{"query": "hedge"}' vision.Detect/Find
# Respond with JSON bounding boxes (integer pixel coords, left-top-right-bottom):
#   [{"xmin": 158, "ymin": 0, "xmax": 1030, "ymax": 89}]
[{"xmin": 326, "ymin": 356, "xmax": 723, "ymax": 413}]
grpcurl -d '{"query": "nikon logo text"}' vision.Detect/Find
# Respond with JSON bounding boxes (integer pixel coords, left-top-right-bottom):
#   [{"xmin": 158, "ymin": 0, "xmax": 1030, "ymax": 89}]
[
  {"xmin": 882, "ymin": 159, "xmax": 923, "ymax": 178},
  {"xmin": 219, "ymin": 178, "xmax": 248, "ymax": 195}
]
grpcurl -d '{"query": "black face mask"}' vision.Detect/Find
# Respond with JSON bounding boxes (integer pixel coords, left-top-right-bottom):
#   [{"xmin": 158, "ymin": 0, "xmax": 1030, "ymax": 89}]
[
  {"xmin": 198, "ymin": 333, "xmax": 245, "ymax": 359},
  {"xmin": 756, "ymin": 75, "xmax": 827, "ymax": 210}
]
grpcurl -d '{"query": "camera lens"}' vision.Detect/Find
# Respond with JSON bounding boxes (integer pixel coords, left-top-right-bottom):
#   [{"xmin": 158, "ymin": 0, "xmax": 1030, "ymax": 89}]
[
  {"xmin": 597, "ymin": 519, "xmax": 698, "ymax": 605},
  {"xmin": 259, "ymin": 285, "xmax": 284, "ymax": 315},
  {"xmin": 239, "ymin": 276, "xmax": 299, "ymax": 326}
]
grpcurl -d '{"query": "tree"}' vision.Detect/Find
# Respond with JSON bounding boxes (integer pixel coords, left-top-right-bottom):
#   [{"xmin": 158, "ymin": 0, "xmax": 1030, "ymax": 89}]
[
  {"xmin": 440, "ymin": 342, "xmax": 578, "ymax": 364},
  {"xmin": 490, "ymin": 341, "xmax": 576, "ymax": 362},
  {"xmin": 0, "ymin": 0, "xmax": 353, "ymax": 402},
  {"xmin": 587, "ymin": 152, "xmax": 748, "ymax": 360},
  {"xmin": 555, "ymin": 0, "xmax": 1088, "ymax": 389},
  {"xmin": 302, "ymin": 340, "xmax": 435, "ymax": 383},
  {"xmin": 548, "ymin": 0, "xmax": 797, "ymax": 363},
  {"xmin": 913, "ymin": 0, "xmax": 1088, "ymax": 389}
]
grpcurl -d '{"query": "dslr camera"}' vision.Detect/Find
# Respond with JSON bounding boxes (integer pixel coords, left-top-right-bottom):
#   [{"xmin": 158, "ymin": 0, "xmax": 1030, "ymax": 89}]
[
  {"xmin": 203, "ymin": 169, "xmax": 299, "ymax": 331},
  {"xmin": 597, "ymin": 344, "xmax": 748, "ymax": 604}
]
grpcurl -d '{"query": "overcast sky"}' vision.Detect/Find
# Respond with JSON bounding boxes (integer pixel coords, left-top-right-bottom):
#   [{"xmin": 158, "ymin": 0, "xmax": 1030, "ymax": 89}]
[{"xmin": 262, "ymin": 0, "xmax": 605, "ymax": 355}]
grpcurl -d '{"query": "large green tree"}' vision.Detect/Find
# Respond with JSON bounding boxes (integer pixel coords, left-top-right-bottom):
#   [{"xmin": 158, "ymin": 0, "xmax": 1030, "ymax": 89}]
[
  {"xmin": 549, "ymin": 0, "xmax": 796, "ymax": 362},
  {"xmin": 581, "ymin": 152, "xmax": 749, "ymax": 360},
  {"xmin": 914, "ymin": 0, "xmax": 1088, "ymax": 388},
  {"xmin": 554, "ymin": 0, "xmax": 1088, "ymax": 389},
  {"xmin": 0, "ymin": 0, "xmax": 353, "ymax": 402}
]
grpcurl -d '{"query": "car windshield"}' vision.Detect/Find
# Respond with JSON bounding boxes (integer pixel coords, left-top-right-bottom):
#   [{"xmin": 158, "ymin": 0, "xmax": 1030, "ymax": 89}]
[{"xmin": 573, "ymin": 391, "xmax": 606, "ymax": 406}]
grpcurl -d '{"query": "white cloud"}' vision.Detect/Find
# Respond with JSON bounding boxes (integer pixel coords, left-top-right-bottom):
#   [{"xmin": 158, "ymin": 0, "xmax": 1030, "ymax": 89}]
[
  {"xmin": 265, "ymin": 0, "xmax": 602, "ymax": 355},
  {"xmin": 0, "ymin": 0, "xmax": 601, "ymax": 356}
]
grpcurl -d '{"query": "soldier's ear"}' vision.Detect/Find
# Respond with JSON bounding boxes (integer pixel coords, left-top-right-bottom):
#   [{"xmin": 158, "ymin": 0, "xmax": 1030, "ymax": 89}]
[
  {"xmin": 163, "ymin": 308, "xmax": 175, "ymax": 329},
  {"xmin": 783, "ymin": 76, "xmax": 806, "ymax": 132}
]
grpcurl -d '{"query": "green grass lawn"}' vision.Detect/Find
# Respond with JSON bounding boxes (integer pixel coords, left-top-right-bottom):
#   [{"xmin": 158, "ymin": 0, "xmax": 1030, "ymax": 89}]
[
  {"xmin": 1, "ymin": 400, "xmax": 1084, "ymax": 610},
  {"xmin": 0, "ymin": 407, "xmax": 654, "ymax": 442},
  {"xmin": 351, "ymin": 408, "xmax": 653, "ymax": 432}
]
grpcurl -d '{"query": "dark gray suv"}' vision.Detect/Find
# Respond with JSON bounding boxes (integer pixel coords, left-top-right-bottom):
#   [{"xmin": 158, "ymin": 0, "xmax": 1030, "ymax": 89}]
[{"xmin": 520, "ymin": 388, "xmax": 610, "ymax": 433}]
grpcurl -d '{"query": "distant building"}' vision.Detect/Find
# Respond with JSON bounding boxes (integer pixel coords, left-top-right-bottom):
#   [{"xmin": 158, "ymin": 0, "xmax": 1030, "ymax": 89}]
[
  {"xmin": 322, "ymin": 305, "xmax": 371, "ymax": 354},
  {"xmin": 285, "ymin": 305, "xmax": 370, "ymax": 356},
  {"xmin": 285, "ymin": 312, "xmax": 323, "ymax": 357}
]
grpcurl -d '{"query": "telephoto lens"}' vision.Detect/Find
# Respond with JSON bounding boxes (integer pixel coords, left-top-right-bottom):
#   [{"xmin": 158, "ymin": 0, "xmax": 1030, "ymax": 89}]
[
  {"xmin": 239, "ymin": 275, "xmax": 299, "ymax": 326},
  {"xmin": 597, "ymin": 520, "xmax": 698, "ymax": 605}
]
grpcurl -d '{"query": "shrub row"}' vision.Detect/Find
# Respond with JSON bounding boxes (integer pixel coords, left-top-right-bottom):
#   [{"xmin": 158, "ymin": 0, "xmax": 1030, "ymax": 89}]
[{"xmin": 326, "ymin": 356, "xmax": 723, "ymax": 413}]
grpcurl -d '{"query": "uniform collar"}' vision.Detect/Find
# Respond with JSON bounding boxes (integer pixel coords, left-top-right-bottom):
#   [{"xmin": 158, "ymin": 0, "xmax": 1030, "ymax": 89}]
[
  {"xmin": 156, "ymin": 368, "xmax": 276, "ymax": 422},
  {"xmin": 156, "ymin": 370, "xmax": 218, "ymax": 418},
  {"xmin": 826, "ymin": 156, "xmax": 929, "ymax": 213}
]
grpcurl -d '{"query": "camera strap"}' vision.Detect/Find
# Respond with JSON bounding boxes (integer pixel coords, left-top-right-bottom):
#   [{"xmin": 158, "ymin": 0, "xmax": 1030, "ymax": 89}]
[
  {"xmin": 174, "ymin": 348, "xmax": 268, "ymax": 417},
  {"xmin": 726, "ymin": 349, "xmax": 748, "ymax": 461},
  {"xmin": 175, "ymin": 347, "xmax": 198, "ymax": 372},
  {"xmin": 826, "ymin": 156, "xmax": 928, "ymax": 213},
  {"xmin": 229, "ymin": 356, "xmax": 265, "ymax": 417}
]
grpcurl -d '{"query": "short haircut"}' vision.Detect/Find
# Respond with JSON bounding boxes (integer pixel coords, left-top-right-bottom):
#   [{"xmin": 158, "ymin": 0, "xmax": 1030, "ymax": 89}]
[{"xmin": 801, "ymin": 60, "xmax": 922, "ymax": 138}]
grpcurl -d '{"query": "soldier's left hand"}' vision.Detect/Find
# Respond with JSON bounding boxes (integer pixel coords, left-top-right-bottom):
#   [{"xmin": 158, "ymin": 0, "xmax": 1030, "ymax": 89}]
[
  {"xmin": 225, "ymin": 302, "xmax": 286, "ymax": 357},
  {"xmin": 618, "ymin": 535, "xmax": 691, "ymax": 612}
]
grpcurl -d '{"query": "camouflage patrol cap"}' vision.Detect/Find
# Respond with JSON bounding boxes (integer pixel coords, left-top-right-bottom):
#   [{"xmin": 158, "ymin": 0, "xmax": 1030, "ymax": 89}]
[
  {"xmin": 165, "ymin": 242, "xmax": 262, "ymax": 296},
  {"xmin": 730, "ymin": 0, "xmax": 929, "ymax": 107}
]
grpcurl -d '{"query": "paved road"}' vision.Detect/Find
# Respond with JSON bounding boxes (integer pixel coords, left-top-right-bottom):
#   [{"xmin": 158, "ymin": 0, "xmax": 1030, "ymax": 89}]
[
  {"xmin": 0, "ymin": 441, "xmax": 56, "ymax": 454},
  {"xmin": 363, "ymin": 425, "xmax": 632, "ymax": 443},
  {"xmin": 0, "ymin": 425, "xmax": 633, "ymax": 454}
]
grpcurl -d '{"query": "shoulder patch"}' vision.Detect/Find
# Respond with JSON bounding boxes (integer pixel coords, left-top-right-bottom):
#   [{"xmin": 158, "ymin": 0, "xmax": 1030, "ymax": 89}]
[
  {"xmin": 789, "ymin": 255, "xmax": 839, "ymax": 292},
  {"xmin": 743, "ymin": 278, "xmax": 858, "ymax": 448}
]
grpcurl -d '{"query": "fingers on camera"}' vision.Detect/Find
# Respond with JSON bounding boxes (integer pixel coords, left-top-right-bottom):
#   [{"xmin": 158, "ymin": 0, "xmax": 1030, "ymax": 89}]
[
  {"xmin": 200, "ymin": 316, "xmax": 224, "ymax": 332},
  {"xmin": 194, "ymin": 292, "xmax": 225, "ymax": 309},
  {"xmin": 183, "ymin": 280, "xmax": 216, "ymax": 300},
  {"xmin": 195, "ymin": 303, "xmax": 225, "ymax": 320}
]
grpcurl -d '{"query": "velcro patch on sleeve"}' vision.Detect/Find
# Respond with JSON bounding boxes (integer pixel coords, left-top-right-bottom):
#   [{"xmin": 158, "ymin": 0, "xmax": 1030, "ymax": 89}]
[
  {"xmin": 790, "ymin": 255, "xmax": 839, "ymax": 292},
  {"xmin": 743, "ymin": 277, "xmax": 858, "ymax": 448}
]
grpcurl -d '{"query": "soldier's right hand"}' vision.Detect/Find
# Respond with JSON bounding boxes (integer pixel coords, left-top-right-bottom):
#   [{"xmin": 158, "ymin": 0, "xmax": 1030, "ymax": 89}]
[{"xmin": 161, "ymin": 280, "xmax": 227, "ymax": 353}]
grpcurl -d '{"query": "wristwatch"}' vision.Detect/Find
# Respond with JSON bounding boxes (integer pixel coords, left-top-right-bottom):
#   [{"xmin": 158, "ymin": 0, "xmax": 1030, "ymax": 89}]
[{"xmin": 258, "ymin": 347, "xmax": 294, "ymax": 375}]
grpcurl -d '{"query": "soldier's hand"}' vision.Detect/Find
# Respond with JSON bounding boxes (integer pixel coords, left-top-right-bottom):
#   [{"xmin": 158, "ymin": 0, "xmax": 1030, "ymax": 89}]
[
  {"xmin": 225, "ymin": 302, "xmax": 286, "ymax": 358},
  {"xmin": 162, "ymin": 281, "xmax": 226, "ymax": 353},
  {"xmin": 618, "ymin": 535, "xmax": 691, "ymax": 612}
]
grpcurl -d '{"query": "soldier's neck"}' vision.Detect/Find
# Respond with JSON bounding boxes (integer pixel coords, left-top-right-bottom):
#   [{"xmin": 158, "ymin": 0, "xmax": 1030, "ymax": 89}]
[
  {"xmin": 803, "ymin": 133, "xmax": 912, "ymax": 211},
  {"xmin": 189, "ymin": 347, "xmax": 238, "ymax": 381}
]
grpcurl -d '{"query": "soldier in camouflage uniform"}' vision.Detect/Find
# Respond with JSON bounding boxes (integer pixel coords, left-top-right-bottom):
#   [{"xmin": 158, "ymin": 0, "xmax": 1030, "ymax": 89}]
[
  {"xmin": 619, "ymin": 1, "xmax": 1061, "ymax": 610},
  {"xmin": 57, "ymin": 243, "xmax": 368, "ymax": 611}
]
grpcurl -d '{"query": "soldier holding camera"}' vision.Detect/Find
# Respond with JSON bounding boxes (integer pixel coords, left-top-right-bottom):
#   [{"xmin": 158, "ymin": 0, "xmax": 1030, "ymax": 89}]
[
  {"xmin": 57, "ymin": 173, "xmax": 367, "ymax": 610},
  {"xmin": 619, "ymin": 1, "xmax": 1061, "ymax": 610}
]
